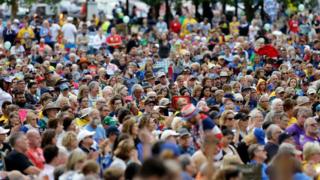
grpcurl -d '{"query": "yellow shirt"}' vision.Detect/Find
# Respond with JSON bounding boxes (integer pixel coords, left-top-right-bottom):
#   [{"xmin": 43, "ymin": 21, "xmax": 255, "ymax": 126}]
[
  {"xmin": 0, "ymin": 115, "xmax": 8, "ymax": 125},
  {"xmin": 181, "ymin": 18, "xmax": 197, "ymax": 36},
  {"xmin": 229, "ymin": 21, "xmax": 240, "ymax": 35},
  {"xmin": 17, "ymin": 27, "xmax": 35, "ymax": 44},
  {"xmin": 76, "ymin": 118, "xmax": 90, "ymax": 127},
  {"xmin": 288, "ymin": 117, "xmax": 297, "ymax": 127}
]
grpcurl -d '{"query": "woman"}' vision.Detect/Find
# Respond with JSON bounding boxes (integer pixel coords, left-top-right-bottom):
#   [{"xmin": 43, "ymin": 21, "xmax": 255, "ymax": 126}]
[
  {"xmin": 191, "ymin": 85, "xmax": 203, "ymax": 105},
  {"xmin": 220, "ymin": 129, "xmax": 242, "ymax": 162},
  {"xmin": 41, "ymin": 129, "xmax": 57, "ymax": 148},
  {"xmin": 256, "ymin": 79, "xmax": 267, "ymax": 95},
  {"xmin": 122, "ymin": 119, "xmax": 139, "ymax": 145},
  {"xmin": 22, "ymin": 110, "xmax": 39, "ymax": 132},
  {"xmin": 78, "ymin": 85, "xmax": 89, "ymax": 100},
  {"xmin": 6, "ymin": 112, "xmax": 23, "ymax": 136},
  {"xmin": 59, "ymin": 149, "xmax": 87, "ymax": 180},
  {"xmin": 199, "ymin": 86, "xmax": 214, "ymax": 106},
  {"xmin": 110, "ymin": 139, "xmax": 139, "ymax": 170},
  {"xmin": 61, "ymin": 132, "xmax": 78, "ymax": 155},
  {"xmin": 139, "ymin": 114, "xmax": 157, "ymax": 134},
  {"xmin": 78, "ymin": 97, "xmax": 89, "ymax": 110},
  {"xmin": 219, "ymin": 110, "xmax": 236, "ymax": 131}
]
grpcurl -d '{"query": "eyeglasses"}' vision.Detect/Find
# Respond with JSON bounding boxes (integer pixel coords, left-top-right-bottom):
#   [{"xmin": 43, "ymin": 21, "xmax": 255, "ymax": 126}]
[
  {"xmin": 226, "ymin": 117, "xmax": 234, "ymax": 120},
  {"xmin": 235, "ymin": 101, "xmax": 243, "ymax": 103},
  {"xmin": 309, "ymin": 123, "xmax": 318, "ymax": 127}
]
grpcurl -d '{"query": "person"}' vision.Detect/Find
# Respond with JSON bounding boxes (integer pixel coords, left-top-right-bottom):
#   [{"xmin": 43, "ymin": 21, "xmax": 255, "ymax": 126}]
[
  {"xmin": 77, "ymin": 129, "xmax": 96, "ymax": 155},
  {"xmin": 61, "ymin": 17, "xmax": 77, "ymax": 49},
  {"xmin": 247, "ymin": 144, "xmax": 268, "ymax": 180},
  {"xmin": 84, "ymin": 108, "xmax": 106, "ymax": 143},
  {"xmin": 26, "ymin": 129, "xmax": 45, "ymax": 169},
  {"xmin": 300, "ymin": 118, "xmax": 320, "ymax": 146},
  {"xmin": 59, "ymin": 149, "xmax": 87, "ymax": 180},
  {"xmin": 264, "ymin": 124, "xmax": 282, "ymax": 163},
  {"xmin": 5, "ymin": 132, "xmax": 40, "ymax": 175},
  {"xmin": 38, "ymin": 145, "xmax": 60, "ymax": 180}
]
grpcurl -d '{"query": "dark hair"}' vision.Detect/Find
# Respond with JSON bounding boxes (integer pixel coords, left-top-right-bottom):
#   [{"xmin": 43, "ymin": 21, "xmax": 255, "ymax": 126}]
[
  {"xmin": 222, "ymin": 129, "xmax": 234, "ymax": 136},
  {"xmin": 27, "ymin": 81, "xmax": 36, "ymax": 89},
  {"xmin": 116, "ymin": 108, "xmax": 132, "ymax": 124},
  {"xmin": 43, "ymin": 145, "xmax": 59, "ymax": 164},
  {"xmin": 1, "ymin": 101, "xmax": 12, "ymax": 110},
  {"xmin": 47, "ymin": 118, "xmax": 61, "ymax": 129},
  {"xmin": 139, "ymin": 157, "xmax": 168, "ymax": 179},
  {"xmin": 151, "ymin": 141, "xmax": 165, "ymax": 156},
  {"xmin": 41, "ymin": 129, "xmax": 56, "ymax": 148},
  {"xmin": 82, "ymin": 160, "xmax": 99, "ymax": 175},
  {"xmin": 62, "ymin": 117, "xmax": 74, "ymax": 131},
  {"xmin": 9, "ymin": 132, "xmax": 24, "ymax": 147},
  {"xmin": 125, "ymin": 162, "xmax": 141, "ymax": 180}
]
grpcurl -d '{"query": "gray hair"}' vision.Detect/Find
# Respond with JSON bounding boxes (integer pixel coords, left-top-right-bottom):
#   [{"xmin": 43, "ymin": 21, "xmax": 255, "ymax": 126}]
[
  {"xmin": 303, "ymin": 142, "xmax": 320, "ymax": 160},
  {"xmin": 9, "ymin": 132, "xmax": 24, "ymax": 147},
  {"xmin": 266, "ymin": 124, "xmax": 281, "ymax": 140},
  {"xmin": 88, "ymin": 81, "xmax": 99, "ymax": 90},
  {"xmin": 259, "ymin": 94, "xmax": 269, "ymax": 103},
  {"xmin": 297, "ymin": 107, "xmax": 312, "ymax": 118},
  {"xmin": 131, "ymin": 84, "xmax": 143, "ymax": 93},
  {"xmin": 270, "ymin": 98, "xmax": 283, "ymax": 111},
  {"xmin": 178, "ymin": 154, "xmax": 192, "ymax": 170},
  {"xmin": 249, "ymin": 109, "xmax": 263, "ymax": 119}
]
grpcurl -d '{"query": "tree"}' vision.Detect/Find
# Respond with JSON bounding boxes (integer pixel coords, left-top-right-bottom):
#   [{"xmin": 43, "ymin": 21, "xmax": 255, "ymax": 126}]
[{"xmin": 0, "ymin": 0, "xmax": 19, "ymax": 18}]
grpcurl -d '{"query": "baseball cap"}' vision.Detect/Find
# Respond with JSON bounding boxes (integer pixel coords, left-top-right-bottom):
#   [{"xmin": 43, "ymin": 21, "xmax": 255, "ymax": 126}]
[
  {"xmin": 296, "ymin": 96, "xmax": 310, "ymax": 106},
  {"xmin": 160, "ymin": 129, "xmax": 179, "ymax": 140},
  {"xmin": 157, "ymin": 72, "xmax": 166, "ymax": 79},
  {"xmin": 0, "ymin": 127, "xmax": 9, "ymax": 134},
  {"xmin": 177, "ymin": 128, "xmax": 191, "ymax": 137},
  {"xmin": 103, "ymin": 116, "xmax": 118, "ymax": 126},
  {"xmin": 307, "ymin": 88, "xmax": 317, "ymax": 95},
  {"xmin": 77, "ymin": 129, "xmax": 95, "ymax": 142},
  {"xmin": 275, "ymin": 87, "xmax": 285, "ymax": 94},
  {"xmin": 160, "ymin": 142, "xmax": 181, "ymax": 156},
  {"xmin": 316, "ymin": 104, "xmax": 320, "ymax": 112},
  {"xmin": 106, "ymin": 126, "xmax": 120, "ymax": 137},
  {"xmin": 234, "ymin": 112, "xmax": 249, "ymax": 121},
  {"xmin": 253, "ymin": 128, "xmax": 265, "ymax": 145},
  {"xmin": 59, "ymin": 83, "xmax": 69, "ymax": 91}
]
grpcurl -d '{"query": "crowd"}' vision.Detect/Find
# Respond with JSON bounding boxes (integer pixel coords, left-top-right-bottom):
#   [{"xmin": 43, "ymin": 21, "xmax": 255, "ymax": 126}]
[{"xmin": 0, "ymin": 1, "xmax": 319, "ymax": 180}]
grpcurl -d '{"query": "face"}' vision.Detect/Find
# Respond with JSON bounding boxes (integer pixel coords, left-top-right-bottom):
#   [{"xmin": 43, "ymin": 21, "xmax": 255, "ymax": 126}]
[
  {"xmin": 17, "ymin": 135, "xmax": 29, "ymax": 152},
  {"xmin": 114, "ymin": 100, "xmax": 123, "ymax": 109},
  {"xmin": 297, "ymin": 113, "xmax": 309, "ymax": 126},
  {"xmin": 260, "ymin": 98, "xmax": 269, "ymax": 109},
  {"xmin": 252, "ymin": 113, "xmax": 264, "ymax": 128},
  {"xmin": 306, "ymin": 119, "xmax": 318, "ymax": 135},
  {"xmin": 254, "ymin": 146, "xmax": 267, "ymax": 161},
  {"xmin": 179, "ymin": 135, "xmax": 191, "ymax": 147},
  {"xmin": 131, "ymin": 124, "xmax": 139, "ymax": 136},
  {"xmin": 274, "ymin": 102, "xmax": 284, "ymax": 112},
  {"xmin": 224, "ymin": 100, "xmax": 235, "ymax": 111},
  {"xmin": 120, "ymin": 87, "xmax": 128, "ymax": 96},
  {"xmin": 225, "ymin": 114, "xmax": 235, "ymax": 128},
  {"xmin": 81, "ymin": 98, "xmax": 89, "ymax": 108}
]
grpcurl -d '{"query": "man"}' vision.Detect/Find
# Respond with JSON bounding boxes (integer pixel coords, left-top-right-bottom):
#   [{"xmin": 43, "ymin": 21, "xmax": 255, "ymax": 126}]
[
  {"xmin": 77, "ymin": 129, "xmax": 96, "ymax": 154},
  {"xmin": 38, "ymin": 145, "xmax": 60, "ymax": 180},
  {"xmin": 5, "ymin": 132, "xmax": 40, "ymax": 175},
  {"xmin": 155, "ymin": 16, "xmax": 168, "ymax": 34},
  {"xmin": 106, "ymin": 27, "xmax": 122, "ymax": 52},
  {"xmin": 178, "ymin": 154, "xmax": 196, "ymax": 180},
  {"xmin": 300, "ymin": 117, "xmax": 320, "ymax": 146},
  {"xmin": 286, "ymin": 107, "xmax": 312, "ymax": 148},
  {"xmin": 92, "ymin": 28, "xmax": 106, "ymax": 51},
  {"xmin": 3, "ymin": 20, "xmax": 16, "ymax": 44},
  {"xmin": 144, "ymin": 98, "xmax": 156, "ymax": 115},
  {"xmin": 177, "ymin": 128, "xmax": 195, "ymax": 155},
  {"xmin": 84, "ymin": 108, "xmax": 106, "ymax": 143},
  {"xmin": 61, "ymin": 17, "xmax": 77, "ymax": 49},
  {"xmin": 26, "ymin": 129, "xmax": 45, "ymax": 169},
  {"xmin": 265, "ymin": 124, "xmax": 282, "ymax": 163},
  {"xmin": 181, "ymin": 104, "xmax": 222, "ymax": 142},
  {"xmin": 13, "ymin": 90, "xmax": 34, "ymax": 109},
  {"xmin": 104, "ymin": 54, "xmax": 119, "ymax": 76},
  {"xmin": 17, "ymin": 22, "xmax": 35, "ymax": 50},
  {"xmin": 160, "ymin": 129, "xmax": 179, "ymax": 144},
  {"xmin": 25, "ymin": 81, "xmax": 39, "ymax": 105},
  {"xmin": 106, "ymin": 126, "xmax": 120, "ymax": 150},
  {"xmin": 248, "ymin": 144, "xmax": 268, "ymax": 180}
]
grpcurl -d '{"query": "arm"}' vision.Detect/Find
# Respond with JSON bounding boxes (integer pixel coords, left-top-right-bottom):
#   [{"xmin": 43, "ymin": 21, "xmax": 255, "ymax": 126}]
[{"xmin": 24, "ymin": 166, "xmax": 40, "ymax": 175}]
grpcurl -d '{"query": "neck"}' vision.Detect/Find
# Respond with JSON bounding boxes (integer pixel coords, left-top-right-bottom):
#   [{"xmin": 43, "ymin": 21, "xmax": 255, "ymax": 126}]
[{"xmin": 253, "ymin": 158, "xmax": 264, "ymax": 164}]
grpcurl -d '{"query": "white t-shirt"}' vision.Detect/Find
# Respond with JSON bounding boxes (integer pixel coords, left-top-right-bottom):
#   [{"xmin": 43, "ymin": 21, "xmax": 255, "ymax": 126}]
[
  {"xmin": 92, "ymin": 34, "xmax": 106, "ymax": 49},
  {"xmin": 50, "ymin": 23, "xmax": 61, "ymax": 42},
  {"xmin": 61, "ymin": 23, "xmax": 77, "ymax": 44}
]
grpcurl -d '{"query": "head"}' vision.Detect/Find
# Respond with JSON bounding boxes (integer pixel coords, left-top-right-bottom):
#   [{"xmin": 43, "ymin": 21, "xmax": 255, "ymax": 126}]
[
  {"xmin": 9, "ymin": 132, "xmax": 29, "ymax": 153},
  {"xmin": 271, "ymin": 98, "xmax": 284, "ymax": 113},
  {"xmin": 304, "ymin": 117, "xmax": 318, "ymax": 137},
  {"xmin": 89, "ymin": 108, "xmax": 101, "ymax": 127},
  {"xmin": 66, "ymin": 149, "xmax": 87, "ymax": 171},
  {"xmin": 303, "ymin": 142, "xmax": 320, "ymax": 163},
  {"xmin": 26, "ymin": 129, "xmax": 41, "ymax": 149},
  {"xmin": 266, "ymin": 124, "xmax": 282, "ymax": 144},
  {"xmin": 249, "ymin": 109, "xmax": 264, "ymax": 129},
  {"xmin": 248, "ymin": 144, "xmax": 267, "ymax": 163},
  {"xmin": 296, "ymin": 107, "xmax": 312, "ymax": 127}
]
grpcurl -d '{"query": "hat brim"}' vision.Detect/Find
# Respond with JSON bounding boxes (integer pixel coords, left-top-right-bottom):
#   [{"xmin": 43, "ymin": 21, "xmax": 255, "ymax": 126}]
[
  {"xmin": 0, "ymin": 129, "xmax": 10, "ymax": 134},
  {"xmin": 182, "ymin": 108, "xmax": 200, "ymax": 121}
]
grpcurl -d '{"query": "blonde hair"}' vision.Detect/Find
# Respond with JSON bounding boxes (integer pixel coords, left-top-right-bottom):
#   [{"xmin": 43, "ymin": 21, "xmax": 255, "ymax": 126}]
[
  {"xmin": 66, "ymin": 149, "xmax": 87, "ymax": 170},
  {"xmin": 26, "ymin": 110, "xmax": 37, "ymax": 123},
  {"xmin": 62, "ymin": 132, "xmax": 77, "ymax": 151},
  {"xmin": 219, "ymin": 110, "xmax": 234, "ymax": 127},
  {"xmin": 303, "ymin": 142, "xmax": 320, "ymax": 161},
  {"xmin": 114, "ymin": 139, "xmax": 135, "ymax": 161}
]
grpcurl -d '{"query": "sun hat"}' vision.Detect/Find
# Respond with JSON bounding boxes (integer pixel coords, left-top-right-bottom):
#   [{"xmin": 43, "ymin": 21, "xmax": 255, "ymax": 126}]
[
  {"xmin": 160, "ymin": 130, "xmax": 179, "ymax": 140},
  {"xmin": 77, "ymin": 129, "xmax": 95, "ymax": 142}
]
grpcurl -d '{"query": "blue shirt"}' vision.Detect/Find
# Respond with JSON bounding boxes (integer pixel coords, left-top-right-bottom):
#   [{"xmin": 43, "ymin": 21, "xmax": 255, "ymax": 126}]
[
  {"xmin": 85, "ymin": 124, "xmax": 106, "ymax": 143},
  {"xmin": 249, "ymin": 160, "xmax": 269, "ymax": 180}
]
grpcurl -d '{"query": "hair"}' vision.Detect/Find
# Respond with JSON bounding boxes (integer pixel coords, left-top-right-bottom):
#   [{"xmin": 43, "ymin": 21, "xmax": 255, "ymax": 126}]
[
  {"xmin": 47, "ymin": 118, "xmax": 61, "ymax": 129},
  {"xmin": 43, "ymin": 145, "xmax": 59, "ymax": 164},
  {"xmin": 81, "ymin": 160, "xmax": 99, "ymax": 175},
  {"xmin": 138, "ymin": 114, "xmax": 152, "ymax": 129},
  {"xmin": 266, "ymin": 124, "xmax": 280, "ymax": 140},
  {"xmin": 1, "ymin": 101, "xmax": 12, "ymax": 110},
  {"xmin": 178, "ymin": 154, "xmax": 192, "ymax": 171},
  {"xmin": 9, "ymin": 132, "xmax": 24, "ymax": 147},
  {"xmin": 62, "ymin": 116, "xmax": 74, "ymax": 131},
  {"xmin": 26, "ymin": 110, "xmax": 37, "ymax": 124},
  {"xmin": 104, "ymin": 167, "xmax": 124, "ymax": 180},
  {"xmin": 213, "ymin": 167, "xmax": 241, "ymax": 180},
  {"xmin": 109, "ymin": 95, "xmax": 123, "ymax": 111},
  {"xmin": 297, "ymin": 107, "xmax": 312, "ymax": 118},
  {"xmin": 116, "ymin": 108, "xmax": 132, "ymax": 124},
  {"xmin": 303, "ymin": 142, "xmax": 320, "ymax": 161},
  {"xmin": 248, "ymin": 144, "xmax": 260, "ymax": 159},
  {"xmin": 66, "ymin": 149, "xmax": 87, "ymax": 170},
  {"xmin": 192, "ymin": 85, "xmax": 203, "ymax": 97},
  {"xmin": 283, "ymin": 98, "xmax": 296, "ymax": 111},
  {"xmin": 121, "ymin": 119, "xmax": 136, "ymax": 135},
  {"xmin": 249, "ymin": 109, "xmax": 263, "ymax": 119},
  {"xmin": 41, "ymin": 129, "xmax": 56, "ymax": 148},
  {"xmin": 62, "ymin": 131, "xmax": 77, "ymax": 151},
  {"xmin": 219, "ymin": 110, "xmax": 234, "ymax": 127},
  {"xmin": 88, "ymin": 81, "xmax": 99, "ymax": 91},
  {"xmin": 270, "ymin": 98, "xmax": 283, "ymax": 111},
  {"xmin": 114, "ymin": 139, "xmax": 135, "ymax": 161},
  {"xmin": 139, "ymin": 157, "xmax": 168, "ymax": 179},
  {"xmin": 124, "ymin": 162, "xmax": 141, "ymax": 180}
]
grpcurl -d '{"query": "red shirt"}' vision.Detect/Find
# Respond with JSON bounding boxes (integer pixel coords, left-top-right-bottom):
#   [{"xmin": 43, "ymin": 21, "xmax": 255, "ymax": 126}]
[
  {"xmin": 289, "ymin": 19, "xmax": 299, "ymax": 33},
  {"xmin": 170, "ymin": 20, "xmax": 181, "ymax": 34},
  {"xmin": 106, "ymin": 34, "xmax": 122, "ymax": 48},
  {"xmin": 26, "ymin": 147, "xmax": 45, "ymax": 169}
]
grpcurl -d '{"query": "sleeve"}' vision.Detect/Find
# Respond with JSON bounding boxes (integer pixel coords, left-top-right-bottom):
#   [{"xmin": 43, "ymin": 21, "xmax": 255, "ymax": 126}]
[{"xmin": 15, "ymin": 153, "xmax": 33, "ymax": 172}]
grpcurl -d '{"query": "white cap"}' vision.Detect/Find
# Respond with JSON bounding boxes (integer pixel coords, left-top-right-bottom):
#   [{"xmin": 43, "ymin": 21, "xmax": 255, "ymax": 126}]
[
  {"xmin": 157, "ymin": 72, "xmax": 166, "ymax": 79},
  {"xmin": 67, "ymin": 17, "xmax": 73, "ymax": 22},
  {"xmin": 307, "ymin": 88, "xmax": 317, "ymax": 95},
  {"xmin": 79, "ymin": 107, "xmax": 92, "ymax": 118},
  {"xmin": 160, "ymin": 130, "xmax": 179, "ymax": 140},
  {"xmin": 0, "ymin": 127, "xmax": 9, "ymax": 134},
  {"xmin": 77, "ymin": 129, "xmax": 95, "ymax": 142}
]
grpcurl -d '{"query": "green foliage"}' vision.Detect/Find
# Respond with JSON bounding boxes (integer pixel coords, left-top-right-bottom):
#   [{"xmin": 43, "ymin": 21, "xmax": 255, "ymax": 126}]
[{"xmin": 141, "ymin": 0, "xmax": 163, "ymax": 6}]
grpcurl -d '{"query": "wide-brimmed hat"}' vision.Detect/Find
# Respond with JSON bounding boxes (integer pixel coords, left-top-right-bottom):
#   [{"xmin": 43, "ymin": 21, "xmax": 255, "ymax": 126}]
[
  {"xmin": 43, "ymin": 102, "xmax": 60, "ymax": 116},
  {"xmin": 79, "ymin": 108, "xmax": 92, "ymax": 119},
  {"xmin": 77, "ymin": 57, "xmax": 90, "ymax": 65}
]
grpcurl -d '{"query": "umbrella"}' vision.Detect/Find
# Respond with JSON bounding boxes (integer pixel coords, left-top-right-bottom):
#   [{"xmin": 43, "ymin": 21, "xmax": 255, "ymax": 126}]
[{"xmin": 256, "ymin": 44, "xmax": 279, "ymax": 58}]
